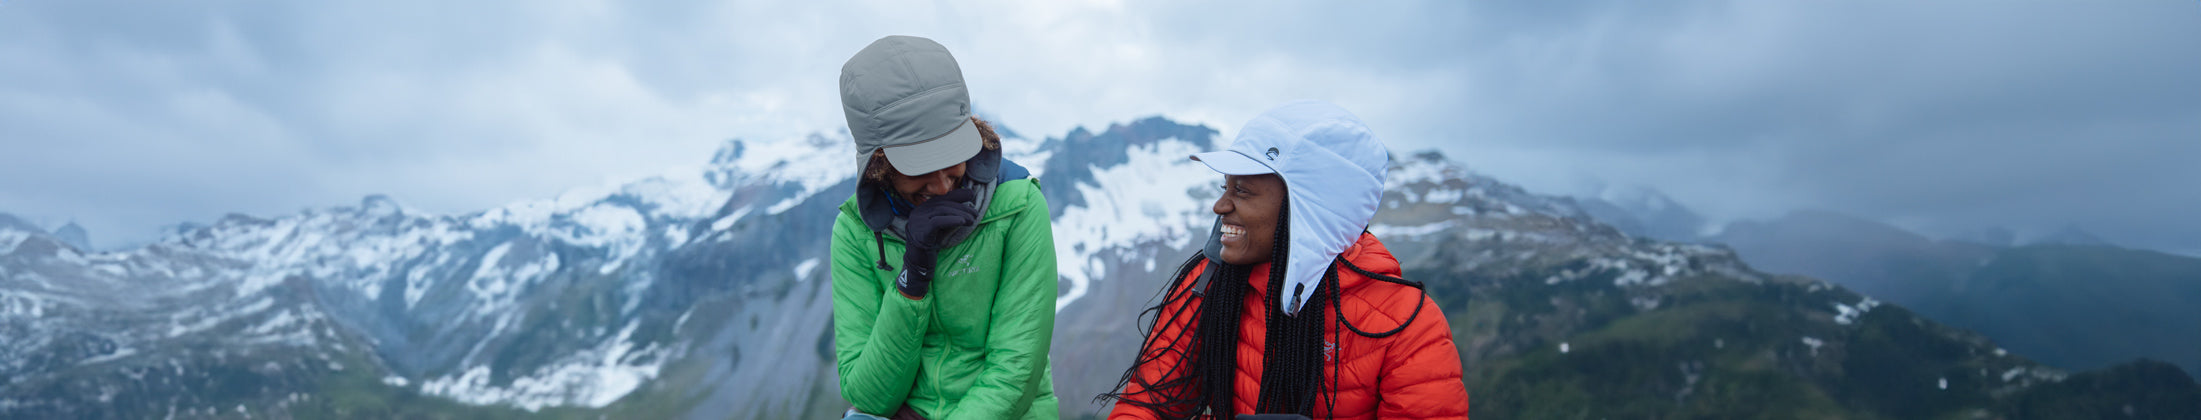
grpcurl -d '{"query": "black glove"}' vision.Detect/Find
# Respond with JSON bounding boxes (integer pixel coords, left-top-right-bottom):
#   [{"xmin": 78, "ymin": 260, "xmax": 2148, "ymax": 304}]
[{"xmin": 896, "ymin": 188, "xmax": 979, "ymax": 299}]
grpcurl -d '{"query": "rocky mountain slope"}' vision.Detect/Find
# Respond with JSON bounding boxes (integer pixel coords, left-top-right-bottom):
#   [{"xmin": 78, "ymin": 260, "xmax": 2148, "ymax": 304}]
[
  {"xmin": 1709, "ymin": 211, "xmax": 2201, "ymax": 379},
  {"xmin": 4, "ymin": 116, "xmax": 2194, "ymax": 419}
]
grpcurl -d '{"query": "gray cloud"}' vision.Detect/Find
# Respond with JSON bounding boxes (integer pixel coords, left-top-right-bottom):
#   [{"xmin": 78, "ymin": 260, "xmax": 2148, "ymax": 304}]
[
  {"xmin": 2, "ymin": 0, "xmax": 2196, "ymax": 253},
  {"xmin": 1429, "ymin": 1, "xmax": 2201, "ymax": 251}
]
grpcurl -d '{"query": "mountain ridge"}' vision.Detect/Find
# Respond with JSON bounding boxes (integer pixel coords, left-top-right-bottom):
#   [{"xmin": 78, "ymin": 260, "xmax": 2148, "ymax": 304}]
[{"xmin": 5, "ymin": 115, "xmax": 2194, "ymax": 418}]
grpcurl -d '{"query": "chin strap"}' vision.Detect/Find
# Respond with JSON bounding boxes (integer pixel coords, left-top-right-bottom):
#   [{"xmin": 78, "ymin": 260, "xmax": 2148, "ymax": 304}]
[{"xmin": 1334, "ymin": 257, "xmax": 1425, "ymax": 338}]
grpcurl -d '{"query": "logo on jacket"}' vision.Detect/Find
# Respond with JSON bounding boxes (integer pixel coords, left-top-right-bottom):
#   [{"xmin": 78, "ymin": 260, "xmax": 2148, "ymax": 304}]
[
  {"xmin": 1324, "ymin": 340, "xmax": 1336, "ymax": 362},
  {"xmin": 942, "ymin": 253, "xmax": 982, "ymax": 277}
]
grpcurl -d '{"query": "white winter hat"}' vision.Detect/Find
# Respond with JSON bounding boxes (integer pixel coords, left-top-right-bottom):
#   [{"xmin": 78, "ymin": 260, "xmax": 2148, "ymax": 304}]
[{"xmin": 1191, "ymin": 100, "xmax": 1389, "ymax": 314}]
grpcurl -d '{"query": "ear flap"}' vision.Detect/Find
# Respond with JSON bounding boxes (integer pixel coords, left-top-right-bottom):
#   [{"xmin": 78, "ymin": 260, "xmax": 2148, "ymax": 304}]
[
  {"xmin": 1201, "ymin": 214, "xmax": 1226, "ymax": 262},
  {"xmin": 1192, "ymin": 215, "xmax": 1227, "ymax": 296}
]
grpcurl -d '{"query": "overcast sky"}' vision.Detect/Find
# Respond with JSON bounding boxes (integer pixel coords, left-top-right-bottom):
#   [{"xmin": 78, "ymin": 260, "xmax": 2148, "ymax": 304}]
[{"xmin": 3, "ymin": 1, "xmax": 2197, "ymax": 253}]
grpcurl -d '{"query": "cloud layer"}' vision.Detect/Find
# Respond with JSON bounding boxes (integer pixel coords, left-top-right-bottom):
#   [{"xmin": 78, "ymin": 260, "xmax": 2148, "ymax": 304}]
[
  {"xmin": 1438, "ymin": 1, "xmax": 2201, "ymax": 251},
  {"xmin": 3, "ymin": 1, "xmax": 2196, "ymax": 252}
]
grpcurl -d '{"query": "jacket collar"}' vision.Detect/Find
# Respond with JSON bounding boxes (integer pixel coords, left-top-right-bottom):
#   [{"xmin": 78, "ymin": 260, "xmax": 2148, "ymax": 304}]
[
  {"xmin": 852, "ymin": 146, "xmax": 1024, "ymax": 242},
  {"xmin": 1245, "ymin": 232, "xmax": 1399, "ymax": 300}
]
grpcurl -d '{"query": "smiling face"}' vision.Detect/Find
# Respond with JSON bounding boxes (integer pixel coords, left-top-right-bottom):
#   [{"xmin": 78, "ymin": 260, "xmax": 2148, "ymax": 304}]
[
  {"xmin": 887, "ymin": 162, "xmax": 969, "ymax": 205},
  {"xmin": 1213, "ymin": 174, "xmax": 1286, "ymax": 265}
]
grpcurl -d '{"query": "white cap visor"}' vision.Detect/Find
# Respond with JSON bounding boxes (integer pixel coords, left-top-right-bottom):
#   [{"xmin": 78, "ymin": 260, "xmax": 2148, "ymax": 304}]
[
  {"xmin": 882, "ymin": 117, "xmax": 983, "ymax": 176},
  {"xmin": 1190, "ymin": 150, "xmax": 1277, "ymax": 175}
]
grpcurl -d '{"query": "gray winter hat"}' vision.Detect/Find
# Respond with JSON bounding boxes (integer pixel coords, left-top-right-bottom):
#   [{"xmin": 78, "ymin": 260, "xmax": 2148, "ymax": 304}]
[{"xmin": 840, "ymin": 35, "xmax": 983, "ymax": 176}]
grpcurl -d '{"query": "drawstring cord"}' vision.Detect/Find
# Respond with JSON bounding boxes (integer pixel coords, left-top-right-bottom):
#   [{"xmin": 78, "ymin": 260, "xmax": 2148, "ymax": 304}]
[
  {"xmin": 873, "ymin": 231, "xmax": 893, "ymax": 270},
  {"xmin": 1336, "ymin": 257, "xmax": 1425, "ymax": 338}
]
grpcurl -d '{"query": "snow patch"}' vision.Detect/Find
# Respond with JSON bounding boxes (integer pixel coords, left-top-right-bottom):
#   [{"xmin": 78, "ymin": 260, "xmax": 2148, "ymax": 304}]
[
  {"xmin": 765, "ymin": 197, "xmax": 806, "ymax": 215},
  {"xmin": 0, "ymin": 230, "xmax": 29, "ymax": 254},
  {"xmin": 1421, "ymin": 188, "xmax": 1464, "ymax": 204},
  {"xmin": 1832, "ymin": 296, "xmax": 1880, "ymax": 325},
  {"xmin": 620, "ymin": 168, "xmax": 730, "ymax": 220},
  {"xmin": 1, "ymin": 291, "xmax": 49, "ymax": 317},
  {"xmin": 418, "ymin": 322, "xmax": 665, "ymax": 411},
  {"xmin": 662, "ymin": 225, "xmax": 690, "ymax": 247},
  {"xmin": 467, "ymin": 242, "xmax": 562, "ymax": 317},
  {"xmin": 564, "ymin": 203, "xmax": 647, "ymax": 248},
  {"xmin": 673, "ymin": 307, "xmax": 696, "ymax": 332},
  {"xmin": 245, "ymin": 310, "xmax": 302, "ymax": 335},
  {"xmin": 1050, "ymin": 138, "xmax": 1214, "ymax": 311},
  {"xmin": 405, "ymin": 265, "xmax": 437, "ymax": 308},
  {"xmin": 1368, "ymin": 221, "xmax": 1458, "ymax": 238},
  {"xmin": 1630, "ymin": 296, "xmax": 1661, "ymax": 311},
  {"xmin": 79, "ymin": 347, "xmax": 138, "ymax": 365},
  {"xmin": 1613, "ymin": 269, "xmax": 1651, "ymax": 286},
  {"xmin": 711, "ymin": 206, "xmax": 753, "ymax": 232},
  {"xmin": 168, "ymin": 297, "xmax": 276, "ymax": 338},
  {"xmin": 794, "ymin": 258, "xmax": 821, "ymax": 282},
  {"xmin": 711, "ymin": 133, "xmax": 857, "ymax": 218}
]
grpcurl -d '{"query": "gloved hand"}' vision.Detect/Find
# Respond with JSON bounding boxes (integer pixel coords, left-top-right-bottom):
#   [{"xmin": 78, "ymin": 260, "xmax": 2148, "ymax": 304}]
[{"xmin": 896, "ymin": 188, "xmax": 979, "ymax": 300}]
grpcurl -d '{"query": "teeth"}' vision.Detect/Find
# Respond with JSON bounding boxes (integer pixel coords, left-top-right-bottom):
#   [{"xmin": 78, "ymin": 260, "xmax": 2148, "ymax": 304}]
[{"xmin": 1220, "ymin": 225, "xmax": 1245, "ymax": 236}]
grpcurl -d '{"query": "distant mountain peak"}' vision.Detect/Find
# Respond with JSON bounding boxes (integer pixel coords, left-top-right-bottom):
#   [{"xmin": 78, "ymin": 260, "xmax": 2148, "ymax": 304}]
[
  {"xmin": 358, "ymin": 194, "xmax": 406, "ymax": 217},
  {"xmin": 2029, "ymin": 224, "xmax": 2113, "ymax": 247},
  {"xmin": 1949, "ymin": 226, "xmax": 2017, "ymax": 247},
  {"xmin": 52, "ymin": 221, "xmax": 90, "ymax": 251},
  {"xmin": 8, "ymin": 114, "xmax": 2186, "ymax": 418},
  {"xmin": 0, "ymin": 212, "xmax": 42, "ymax": 234},
  {"xmin": 1574, "ymin": 184, "xmax": 1707, "ymax": 242}
]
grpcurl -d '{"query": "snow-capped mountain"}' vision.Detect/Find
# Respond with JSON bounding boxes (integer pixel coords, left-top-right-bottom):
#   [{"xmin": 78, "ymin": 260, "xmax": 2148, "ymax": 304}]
[
  {"xmin": 4, "ymin": 116, "xmax": 2193, "ymax": 418},
  {"xmin": 1, "ymin": 130, "xmax": 864, "ymax": 417},
  {"xmin": 1574, "ymin": 185, "xmax": 1709, "ymax": 243}
]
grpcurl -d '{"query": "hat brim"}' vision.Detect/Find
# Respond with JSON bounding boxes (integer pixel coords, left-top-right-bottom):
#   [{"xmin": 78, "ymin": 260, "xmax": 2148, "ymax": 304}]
[
  {"xmin": 881, "ymin": 117, "xmax": 983, "ymax": 176},
  {"xmin": 1191, "ymin": 150, "xmax": 1277, "ymax": 175}
]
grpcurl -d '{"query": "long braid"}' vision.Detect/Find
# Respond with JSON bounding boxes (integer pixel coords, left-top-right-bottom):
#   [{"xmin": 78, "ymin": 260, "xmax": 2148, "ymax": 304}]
[
  {"xmin": 1254, "ymin": 200, "xmax": 1314, "ymax": 415},
  {"xmin": 1326, "ymin": 266, "xmax": 1346, "ymax": 418},
  {"xmin": 1098, "ymin": 254, "xmax": 1214, "ymax": 418},
  {"xmin": 1106, "ymin": 199, "xmax": 1361, "ymax": 418},
  {"xmin": 1194, "ymin": 261, "xmax": 1250, "ymax": 417},
  {"xmin": 1253, "ymin": 207, "xmax": 1295, "ymax": 413},
  {"xmin": 1318, "ymin": 235, "xmax": 1438, "ymax": 418},
  {"xmin": 1097, "ymin": 249, "xmax": 1257, "ymax": 418},
  {"xmin": 1247, "ymin": 201, "xmax": 1342, "ymax": 418}
]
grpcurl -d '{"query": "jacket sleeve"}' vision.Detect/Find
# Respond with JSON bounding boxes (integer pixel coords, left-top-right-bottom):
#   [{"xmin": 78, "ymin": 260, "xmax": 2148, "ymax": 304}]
[
  {"xmin": 938, "ymin": 184, "xmax": 1058, "ymax": 420},
  {"xmin": 1108, "ymin": 266, "xmax": 1206, "ymax": 420},
  {"xmin": 1377, "ymin": 290, "xmax": 1471, "ymax": 419},
  {"xmin": 831, "ymin": 212, "xmax": 935, "ymax": 416}
]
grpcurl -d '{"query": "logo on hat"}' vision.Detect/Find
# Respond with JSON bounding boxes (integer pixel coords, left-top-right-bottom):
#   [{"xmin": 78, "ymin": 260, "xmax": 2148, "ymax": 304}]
[{"xmin": 1266, "ymin": 147, "xmax": 1280, "ymax": 161}]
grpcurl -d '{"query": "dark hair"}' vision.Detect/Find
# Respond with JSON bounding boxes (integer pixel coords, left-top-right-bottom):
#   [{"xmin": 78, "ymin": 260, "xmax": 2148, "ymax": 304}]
[
  {"xmin": 1100, "ymin": 197, "xmax": 1432, "ymax": 418},
  {"xmin": 863, "ymin": 116, "xmax": 1002, "ymax": 183},
  {"xmin": 1100, "ymin": 200, "xmax": 1339, "ymax": 418}
]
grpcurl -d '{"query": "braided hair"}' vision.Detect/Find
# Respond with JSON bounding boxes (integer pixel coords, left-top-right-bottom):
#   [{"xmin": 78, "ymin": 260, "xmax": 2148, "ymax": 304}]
[
  {"xmin": 1100, "ymin": 200, "xmax": 1339, "ymax": 417},
  {"xmin": 1099, "ymin": 197, "xmax": 1436, "ymax": 419}
]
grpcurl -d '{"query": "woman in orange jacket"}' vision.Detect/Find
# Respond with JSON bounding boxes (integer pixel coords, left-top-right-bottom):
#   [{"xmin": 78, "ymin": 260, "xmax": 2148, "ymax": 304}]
[{"xmin": 1101, "ymin": 101, "xmax": 1469, "ymax": 419}]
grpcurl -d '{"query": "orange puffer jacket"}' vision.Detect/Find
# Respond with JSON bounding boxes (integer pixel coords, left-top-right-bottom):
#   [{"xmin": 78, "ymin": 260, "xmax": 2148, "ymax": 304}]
[{"xmin": 1110, "ymin": 232, "xmax": 1469, "ymax": 419}]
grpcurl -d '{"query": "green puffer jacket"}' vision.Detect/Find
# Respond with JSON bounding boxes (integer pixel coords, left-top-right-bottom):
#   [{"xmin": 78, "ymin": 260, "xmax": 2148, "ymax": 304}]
[{"xmin": 830, "ymin": 175, "xmax": 1059, "ymax": 420}]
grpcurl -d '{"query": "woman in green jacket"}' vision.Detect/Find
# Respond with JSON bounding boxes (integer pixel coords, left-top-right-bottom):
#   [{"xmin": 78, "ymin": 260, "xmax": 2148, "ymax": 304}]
[{"xmin": 831, "ymin": 35, "xmax": 1059, "ymax": 420}]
